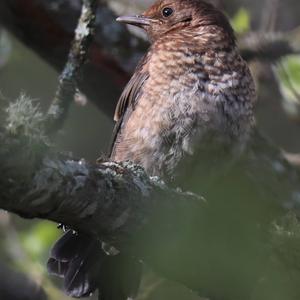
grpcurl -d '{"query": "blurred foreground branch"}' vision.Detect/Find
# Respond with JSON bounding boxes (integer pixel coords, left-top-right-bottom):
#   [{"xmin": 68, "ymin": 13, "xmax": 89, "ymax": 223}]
[
  {"xmin": 1, "ymin": 95, "xmax": 300, "ymax": 300},
  {"xmin": 0, "ymin": 262, "xmax": 47, "ymax": 300},
  {"xmin": 239, "ymin": 30, "xmax": 300, "ymax": 62}
]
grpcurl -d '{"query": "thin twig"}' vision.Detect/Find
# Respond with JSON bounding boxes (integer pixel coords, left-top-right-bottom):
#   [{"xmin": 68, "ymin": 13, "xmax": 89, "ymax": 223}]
[
  {"xmin": 260, "ymin": 0, "xmax": 280, "ymax": 32},
  {"xmin": 239, "ymin": 31, "xmax": 299, "ymax": 62},
  {"xmin": 284, "ymin": 152, "xmax": 300, "ymax": 168},
  {"xmin": 2, "ymin": 94, "xmax": 300, "ymax": 300},
  {"xmin": 45, "ymin": 0, "xmax": 97, "ymax": 134}
]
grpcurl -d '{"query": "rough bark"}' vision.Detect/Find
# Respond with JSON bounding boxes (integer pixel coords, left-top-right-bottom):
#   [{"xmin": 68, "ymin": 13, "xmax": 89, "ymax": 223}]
[
  {"xmin": 45, "ymin": 0, "xmax": 97, "ymax": 133},
  {"xmin": 1, "ymin": 96, "xmax": 300, "ymax": 300}
]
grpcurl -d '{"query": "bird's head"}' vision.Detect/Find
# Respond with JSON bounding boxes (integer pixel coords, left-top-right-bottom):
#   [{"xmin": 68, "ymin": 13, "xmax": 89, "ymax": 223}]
[{"xmin": 117, "ymin": 0, "xmax": 235, "ymax": 43}]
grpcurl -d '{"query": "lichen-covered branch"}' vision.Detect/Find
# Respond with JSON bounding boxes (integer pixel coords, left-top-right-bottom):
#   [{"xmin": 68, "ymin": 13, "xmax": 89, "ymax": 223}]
[
  {"xmin": 0, "ymin": 262, "xmax": 47, "ymax": 300},
  {"xmin": 1, "ymin": 97, "xmax": 203, "ymax": 244},
  {"xmin": 0, "ymin": 0, "xmax": 146, "ymax": 115},
  {"xmin": 46, "ymin": 0, "xmax": 97, "ymax": 134},
  {"xmin": 2, "ymin": 96, "xmax": 300, "ymax": 300}
]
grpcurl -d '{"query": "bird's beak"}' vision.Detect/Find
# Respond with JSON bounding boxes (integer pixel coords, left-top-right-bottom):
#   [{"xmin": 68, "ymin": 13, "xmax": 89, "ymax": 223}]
[{"xmin": 116, "ymin": 15, "xmax": 152, "ymax": 28}]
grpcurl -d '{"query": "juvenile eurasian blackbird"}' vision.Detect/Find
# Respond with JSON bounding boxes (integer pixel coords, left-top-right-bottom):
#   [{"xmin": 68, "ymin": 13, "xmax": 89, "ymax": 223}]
[{"xmin": 47, "ymin": 0, "xmax": 256, "ymax": 299}]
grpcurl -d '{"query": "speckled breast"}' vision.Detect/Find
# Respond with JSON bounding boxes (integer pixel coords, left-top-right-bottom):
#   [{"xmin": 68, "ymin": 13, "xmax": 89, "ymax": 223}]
[{"xmin": 113, "ymin": 37, "xmax": 256, "ymax": 178}]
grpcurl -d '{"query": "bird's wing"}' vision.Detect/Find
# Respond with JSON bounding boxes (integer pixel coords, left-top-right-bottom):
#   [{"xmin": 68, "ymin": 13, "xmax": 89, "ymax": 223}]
[{"xmin": 108, "ymin": 53, "xmax": 150, "ymax": 157}]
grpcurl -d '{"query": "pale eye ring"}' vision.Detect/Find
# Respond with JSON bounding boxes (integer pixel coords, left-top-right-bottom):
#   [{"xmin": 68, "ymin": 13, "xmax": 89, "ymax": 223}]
[{"xmin": 162, "ymin": 7, "xmax": 174, "ymax": 17}]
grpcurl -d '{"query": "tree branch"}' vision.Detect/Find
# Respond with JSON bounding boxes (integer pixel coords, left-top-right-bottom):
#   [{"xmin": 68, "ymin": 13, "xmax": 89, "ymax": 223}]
[
  {"xmin": 239, "ymin": 30, "xmax": 300, "ymax": 62},
  {"xmin": 46, "ymin": 0, "xmax": 97, "ymax": 134},
  {"xmin": 0, "ymin": 126, "xmax": 201, "ymax": 245},
  {"xmin": 2, "ymin": 95, "xmax": 300, "ymax": 300},
  {"xmin": 0, "ymin": 0, "xmax": 147, "ymax": 115},
  {"xmin": 0, "ymin": 262, "xmax": 47, "ymax": 300}
]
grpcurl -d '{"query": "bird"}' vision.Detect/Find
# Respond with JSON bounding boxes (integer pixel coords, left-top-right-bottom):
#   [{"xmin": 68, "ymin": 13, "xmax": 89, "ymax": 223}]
[{"xmin": 47, "ymin": 0, "xmax": 256, "ymax": 299}]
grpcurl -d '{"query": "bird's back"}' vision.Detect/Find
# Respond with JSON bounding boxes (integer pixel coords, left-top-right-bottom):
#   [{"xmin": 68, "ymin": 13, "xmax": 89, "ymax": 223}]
[
  {"xmin": 111, "ymin": 30, "xmax": 256, "ymax": 180},
  {"xmin": 48, "ymin": 2, "xmax": 257, "ymax": 299}
]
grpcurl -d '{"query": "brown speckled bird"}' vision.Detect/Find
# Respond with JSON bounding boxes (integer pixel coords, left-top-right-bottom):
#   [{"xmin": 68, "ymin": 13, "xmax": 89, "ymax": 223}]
[
  {"xmin": 111, "ymin": 0, "xmax": 256, "ymax": 181},
  {"xmin": 48, "ymin": 0, "xmax": 256, "ymax": 299}
]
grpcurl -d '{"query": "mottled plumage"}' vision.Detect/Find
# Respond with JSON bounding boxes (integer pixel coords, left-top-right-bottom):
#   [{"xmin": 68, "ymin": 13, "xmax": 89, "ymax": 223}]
[
  {"xmin": 48, "ymin": 1, "xmax": 256, "ymax": 299},
  {"xmin": 111, "ymin": 0, "xmax": 255, "ymax": 179}
]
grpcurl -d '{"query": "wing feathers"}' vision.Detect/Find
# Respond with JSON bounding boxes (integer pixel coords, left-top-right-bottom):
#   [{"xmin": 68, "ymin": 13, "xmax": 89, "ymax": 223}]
[{"xmin": 108, "ymin": 53, "xmax": 150, "ymax": 158}]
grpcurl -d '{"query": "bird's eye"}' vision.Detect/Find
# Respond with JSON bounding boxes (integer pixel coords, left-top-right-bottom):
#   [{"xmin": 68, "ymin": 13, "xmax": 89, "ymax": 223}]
[{"xmin": 162, "ymin": 7, "xmax": 174, "ymax": 18}]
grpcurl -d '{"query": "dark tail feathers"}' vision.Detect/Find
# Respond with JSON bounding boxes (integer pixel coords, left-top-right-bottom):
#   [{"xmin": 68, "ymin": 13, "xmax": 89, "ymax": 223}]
[{"xmin": 47, "ymin": 231, "xmax": 142, "ymax": 300}]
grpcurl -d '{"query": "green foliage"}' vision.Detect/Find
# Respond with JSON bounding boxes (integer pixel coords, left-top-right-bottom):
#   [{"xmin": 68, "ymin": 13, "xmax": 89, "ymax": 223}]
[
  {"xmin": 277, "ymin": 55, "xmax": 300, "ymax": 92},
  {"xmin": 278, "ymin": 56, "xmax": 300, "ymax": 88},
  {"xmin": 276, "ymin": 55, "xmax": 300, "ymax": 116},
  {"xmin": 21, "ymin": 221, "xmax": 59, "ymax": 260},
  {"xmin": 230, "ymin": 8, "xmax": 250, "ymax": 34}
]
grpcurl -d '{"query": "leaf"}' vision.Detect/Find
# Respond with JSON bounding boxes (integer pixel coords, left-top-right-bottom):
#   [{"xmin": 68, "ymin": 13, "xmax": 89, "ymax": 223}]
[
  {"xmin": 276, "ymin": 55, "xmax": 300, "ymax": 118},
  {"xmin": 21, "ymin": 221, "xmax": 59, "ymax": 259},
  {"xmin": 278, "ymin": 55, "xmax": 300, "ymax": 89},
  {"xmin": 230, "ymin": 8, "xmax": 250, "ymax": 34}
]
